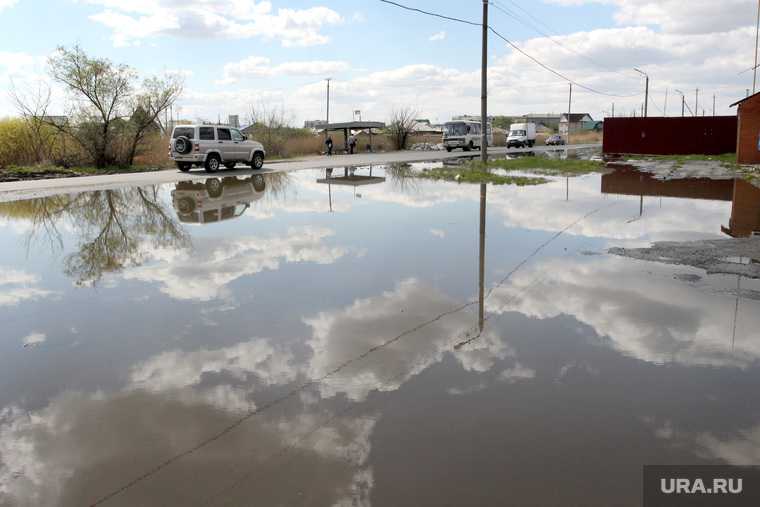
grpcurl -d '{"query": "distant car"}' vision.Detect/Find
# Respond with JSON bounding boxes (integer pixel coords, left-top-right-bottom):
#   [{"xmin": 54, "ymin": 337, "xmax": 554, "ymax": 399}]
[
  {"xmin": 169, "ymin": 124, "xmax": 266, "ymax": 173},
  {"xmin": 546, "ymin": 134, "xmax": 566, "ymax": 146},
  {"xmin": 171, "ymin": 175, "xmax": 266, "ymax": 225}
]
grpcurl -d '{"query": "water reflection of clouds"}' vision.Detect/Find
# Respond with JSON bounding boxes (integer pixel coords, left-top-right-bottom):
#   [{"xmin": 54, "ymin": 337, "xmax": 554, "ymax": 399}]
[
  {"xmin": 0, "ymin": 389, "xmax": 375, "ymax": 507},
  {"xmin": 487, "ymin": 254, "xmax": 760, "ymax": 368},
  {"xmin": 122, "ymin": 226, "xmax": 351, "ymax": 301},
  {"xmin": 0, "ymin": 268, "xmax": 57, "ymax": 307},
  {"xmin": 305, "ymin": 278, "xmax": 515, "ymax": 402},
  {"xmin": 291, "ymin": 170, "xmax": 730, "ymax": 243}
]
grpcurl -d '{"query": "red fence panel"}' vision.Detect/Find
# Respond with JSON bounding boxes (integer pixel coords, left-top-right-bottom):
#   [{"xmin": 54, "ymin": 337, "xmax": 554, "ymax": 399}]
[{"xmin": 602, "ymin": 116, "xmax": 737, "ymax": 155}]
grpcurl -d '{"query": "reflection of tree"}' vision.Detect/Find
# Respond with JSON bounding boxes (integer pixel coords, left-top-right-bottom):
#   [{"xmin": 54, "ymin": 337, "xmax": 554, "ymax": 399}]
[{"xmin": 0, "ymin": 186, "xmax": 189, "ymax": 286}]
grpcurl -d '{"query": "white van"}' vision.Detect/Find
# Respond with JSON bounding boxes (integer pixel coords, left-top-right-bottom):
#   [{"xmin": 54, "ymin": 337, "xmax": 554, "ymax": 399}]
[
  {"xmin": 443, "ymin": 120, "xmax": 493, "ymax": 152},
  {"xmin": 507, "ymin": 123, "xmax": 537, "ymax": 148}
]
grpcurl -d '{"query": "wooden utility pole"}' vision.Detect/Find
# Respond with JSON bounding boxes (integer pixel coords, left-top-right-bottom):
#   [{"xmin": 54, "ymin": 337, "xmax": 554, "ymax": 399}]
[
  {"xmin": 325, "ymin": 78, "xmax": 331, "ymax": 140},
  {"xmin": 480, "ymin": 0, "xmax": 488, "ymax": 163}
]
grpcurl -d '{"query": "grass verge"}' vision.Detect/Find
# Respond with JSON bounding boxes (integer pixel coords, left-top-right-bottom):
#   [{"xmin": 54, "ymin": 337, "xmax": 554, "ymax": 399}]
[
  {"xmin": 0, "ymin": 164, "xmax": 166, "ymax": 182},
  {"xmin": 417, "ymin": 167, "xmax": 548, "ymax": 186},
  {"xmin": 455, "ymin": 157, "xmax": 604, "ymax": 177}
]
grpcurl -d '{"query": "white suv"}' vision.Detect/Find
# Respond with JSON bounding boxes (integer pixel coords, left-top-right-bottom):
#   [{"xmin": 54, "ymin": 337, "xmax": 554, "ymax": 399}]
[{"xmin": 169, "ymin": 125, "xmax": 266, "ymax": 173}]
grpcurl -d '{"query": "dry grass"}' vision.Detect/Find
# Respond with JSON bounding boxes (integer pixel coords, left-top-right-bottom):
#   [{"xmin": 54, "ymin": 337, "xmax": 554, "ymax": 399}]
[{"xmin": 567, "ymin": 130, "xmax": 603, "ymax": 144}]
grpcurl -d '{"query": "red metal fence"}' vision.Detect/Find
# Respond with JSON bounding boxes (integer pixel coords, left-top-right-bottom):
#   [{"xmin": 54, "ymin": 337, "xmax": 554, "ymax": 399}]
[{"xmin": 602, "ymin": 116, "xmax": 737, "ymax": 155}]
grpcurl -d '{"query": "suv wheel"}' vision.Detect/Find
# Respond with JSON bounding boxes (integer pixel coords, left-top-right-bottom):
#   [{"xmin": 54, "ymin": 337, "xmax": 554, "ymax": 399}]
[
  {"xmin": 224, "ymin": 162, "xmax": 237, "ymax": 170},
  {"xmin": 205, "ymin": 154, "xmax": 221, "ymax": 173},
  {"xmin": 177, "ymin": 162, "xmax": 192, "ymax": 172},
  {"xmin": 251, "ymin": 152, "xmax": 264, "ymax": 170},
  {"xmin": 174, "ymin": 136, "xmax": 192, "ymax": 155}
]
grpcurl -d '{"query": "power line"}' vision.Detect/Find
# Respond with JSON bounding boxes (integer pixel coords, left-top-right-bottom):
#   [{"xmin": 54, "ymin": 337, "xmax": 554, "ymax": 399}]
[
  {"xmin": 490, "ymin": 0, "xmax": 639, "ymax": 81},
  {"xmin": 378, "ymin": 0, "xmax": 480, "ymax": 26},
  {"xmin": 378, "ymin": 0, "xmax": 641, "ymax": 99},
  {"xmin": 488, "ymin": 26, "xmax": 640, "ymax": 98}
]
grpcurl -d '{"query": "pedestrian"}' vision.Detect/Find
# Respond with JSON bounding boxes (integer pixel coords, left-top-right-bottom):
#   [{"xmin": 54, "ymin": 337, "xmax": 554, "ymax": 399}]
[
  {"xmin": 348, "ymin": 133, "xmax": 357, "ymax": 155},
  {"xmin": 325, "ymin": 136, "xmax": 333, "ymax": 156}
]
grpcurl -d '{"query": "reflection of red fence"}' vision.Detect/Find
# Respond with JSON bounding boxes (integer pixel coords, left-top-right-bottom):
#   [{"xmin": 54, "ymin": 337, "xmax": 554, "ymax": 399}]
[
  {"xmin": 601, "ymin": 166, "xmax": 734, "ymax": 201},
  {"xmin": 602, "ymin": 117, "xmax": 737, "ymax": 155}
]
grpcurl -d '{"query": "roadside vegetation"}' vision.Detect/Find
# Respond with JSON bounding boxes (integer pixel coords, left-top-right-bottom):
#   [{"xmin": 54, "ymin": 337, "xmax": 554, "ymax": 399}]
[
  {"xmin": 416, "ymin": 166, "xmax": 549, "ymax": 186},
  {"xmin": 469, "ymin": 157, "xmax": 604, "ymax": 175}
]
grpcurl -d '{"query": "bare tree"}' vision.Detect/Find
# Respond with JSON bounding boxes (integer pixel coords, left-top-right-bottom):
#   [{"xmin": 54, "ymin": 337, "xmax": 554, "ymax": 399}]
[
  {"xmin": 125, "ymin": 75, "xmax": 184, "ymax": 165},
  {"xmin": 47, "ymin": 45, "xmax": 135, "ymax": 168},
  {"xmin": 10, "ymin": 81, "xmax": 53, "ymax": 163},
  {"xmin": 388, "ymin": 108, "xmax": 418, "ymax": 151},
  {"xmin": 247, "ymin": 103, "xmax": 292, "ymax": 156}
]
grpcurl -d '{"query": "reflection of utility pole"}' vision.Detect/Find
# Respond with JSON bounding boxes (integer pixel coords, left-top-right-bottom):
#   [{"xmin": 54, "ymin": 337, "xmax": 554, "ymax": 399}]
[
  {"xmin": 478, "ymin": 183, "xmax": 487, "ymax": 332},
  {"xmin": 713, "ymin": 94, "xmax": 716, "ymax": 116},
  {"xmin": 566, "ymin": 177, "xmax": 569, "ymax": 202},
  {"xmin": 480, "ymin": 0, "xmax": 489, "ymax": 163},
  {"xmin": 640, "ymin": 193, "xmax": 644, "ymax": 217},
  {"xmin": 732, "ymin": 274, "xmax": 742, "ymax": 352}
]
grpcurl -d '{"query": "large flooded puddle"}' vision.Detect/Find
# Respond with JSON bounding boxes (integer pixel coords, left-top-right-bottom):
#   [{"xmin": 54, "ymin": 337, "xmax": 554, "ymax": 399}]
[{"xmin": 1, "ymin": 164, "xmax": 759, "ymax": 506}]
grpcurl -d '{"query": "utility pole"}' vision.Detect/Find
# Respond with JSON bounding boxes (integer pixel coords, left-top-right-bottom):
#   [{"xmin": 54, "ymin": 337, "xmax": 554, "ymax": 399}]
[
  {"xmin": 713, "ymin": 94, "xmax": 716, "ymax": 116},
  {"xmin": 675, "ymin": 89, "xmax": 685, "ymax": 117},
  {"xmin": 480, "ymin": 0, "xmax": 488, "ymax": 163},
  {"xmin": 754, "ymin": 0, "xmax": 760, "ymax": 93},
  {"xmin": 567, "ymin": 82, "xmax": 572, "ymax": 145},
  {"xmin": 325, "ymin": 78, "xmax": 331, "ymax": 140},
  {"xmin": 634, "ymin": 68, "xmax": 649, "ymax": 117},
  {"xmin": 695, "ymin": 88, "xmax": 699, "ymax": 117},
  {"xmin": 612, "ymin": 102, "xmax": 615, "ymax": 117}
]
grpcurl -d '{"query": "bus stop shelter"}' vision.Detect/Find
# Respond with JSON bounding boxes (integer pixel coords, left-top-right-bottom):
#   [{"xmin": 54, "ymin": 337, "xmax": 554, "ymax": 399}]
[{"xmin": 322, "ymin": 121, "xmax": 386, "ymax": 153}]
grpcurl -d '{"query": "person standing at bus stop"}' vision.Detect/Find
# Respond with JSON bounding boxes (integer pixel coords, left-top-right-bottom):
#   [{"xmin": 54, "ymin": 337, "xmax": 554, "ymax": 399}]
[
  {"xmin": 325, "ymin": 135, "xmax": 333, "ymax": 156},
  {"xmin": 348, "ymin": 133, "xmax": 357, "ymax": 155}
]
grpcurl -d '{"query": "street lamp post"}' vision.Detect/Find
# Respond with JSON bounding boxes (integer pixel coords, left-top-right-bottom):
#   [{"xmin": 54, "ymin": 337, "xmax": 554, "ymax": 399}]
[{"xmin": 634, "ymin": 68, "xmax": 649, "ymax": 117}]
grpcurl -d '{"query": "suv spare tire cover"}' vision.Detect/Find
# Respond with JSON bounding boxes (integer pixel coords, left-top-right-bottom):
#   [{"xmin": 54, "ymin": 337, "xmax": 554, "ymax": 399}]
[{"xmin": 174, "ymin": 136, "xmax": 192, "ymax": 155}]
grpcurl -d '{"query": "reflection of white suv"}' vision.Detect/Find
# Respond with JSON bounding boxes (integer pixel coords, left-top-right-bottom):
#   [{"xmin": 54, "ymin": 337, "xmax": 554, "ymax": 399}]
[
  {"xmin": 169, "ymin": 124, "xmax": 266, "ymax": 173},
  {"xmin": 171, "ymin": 175, "xmax": 266, "ymax": 224}
]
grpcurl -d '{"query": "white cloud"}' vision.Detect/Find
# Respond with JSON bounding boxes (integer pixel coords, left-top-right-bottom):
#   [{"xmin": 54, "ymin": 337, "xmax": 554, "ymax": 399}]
[
  {"xmin": 122, "ymin": 227, "xmax": 350, "ymax": 301},
  {"xmin": 498, "ymin": 363, "xmax": 536, "ymax": 383},
  {"xmin": 543, "ymin": 0, "xmax": 755, "ymax": 34},
  {"xmin": 429, "ymin": 31, "xmax": 446, "ymax": 42},
  {"xmin": 0, "ymin": 268, "xmax": 56, "ymax": 307},
  {"xmin": 0, "ymin": 0, "xmax": 17, "ymax": 13},
  {"xmin": 305, "ymin": 278, "xmax": 513, "ymax": 401},
  {"xmin": 83, "ymin": 0, "xmax": 343, "ymax": 47},
  {"xmin": 486, "ymin": 255, "xmax": 760, "ymax": 368},
  {"xmin": 130, "ymin": 339, "xmax": 297, "ymax": 394},
  {"xmin": 217, "ymin": 56, "xmax": 350, "ymax": 85},
  {"xmin": 21, "ymin": 333, "xmax": 45, "ymax": 347}
]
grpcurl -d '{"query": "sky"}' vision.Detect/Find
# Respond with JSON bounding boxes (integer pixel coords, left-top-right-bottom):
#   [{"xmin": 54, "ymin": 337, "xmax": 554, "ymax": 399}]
[{"xmin": 0, "ymin": 0, "xmax": 758, "ymax": 126}]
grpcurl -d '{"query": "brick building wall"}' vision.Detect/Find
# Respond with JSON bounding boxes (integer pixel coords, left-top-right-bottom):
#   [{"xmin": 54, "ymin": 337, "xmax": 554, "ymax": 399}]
[{"xmin": 737, "ymin": 94, "xmax": 760, "ymax": 164}]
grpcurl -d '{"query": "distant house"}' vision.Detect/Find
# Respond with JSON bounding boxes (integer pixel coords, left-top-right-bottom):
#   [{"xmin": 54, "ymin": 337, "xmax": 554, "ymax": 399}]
[
  {"xmin": 522, "ymin": 113, "xmax": 561, "ymax": 131},
  {"xmin": 559, "ymin": 113, "xmax": 595, "ymax": 135}
]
